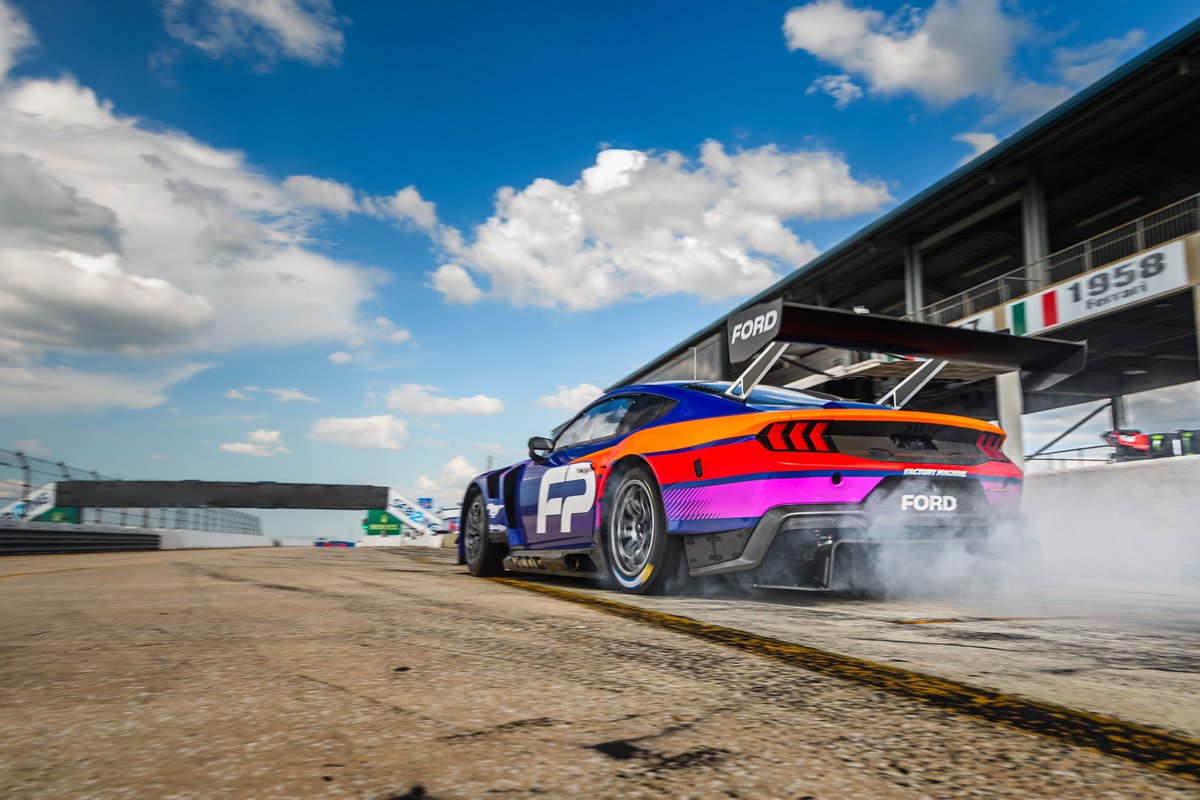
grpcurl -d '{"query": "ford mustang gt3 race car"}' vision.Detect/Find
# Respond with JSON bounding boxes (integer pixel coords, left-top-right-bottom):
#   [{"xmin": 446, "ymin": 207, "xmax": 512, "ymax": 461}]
[{"xmin": 459, "ymin": 302, "xmax": 1085, "ymax": 594}]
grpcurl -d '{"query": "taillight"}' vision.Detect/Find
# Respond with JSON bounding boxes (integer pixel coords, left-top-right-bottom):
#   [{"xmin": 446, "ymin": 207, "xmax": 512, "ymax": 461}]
[
  {"xmin": 757, "ymin": 421, "xmax": 835, "ymax": 452},
  {"xmin": 976, "ymin": 432, "xmax": 1009, "ymax": 462}
]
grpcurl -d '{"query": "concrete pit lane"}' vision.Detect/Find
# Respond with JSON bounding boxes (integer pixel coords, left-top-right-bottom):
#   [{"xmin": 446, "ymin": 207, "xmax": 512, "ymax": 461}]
[{"xmin": 1, "ymin": 547, "xmax": 1196, "ymax": 798}]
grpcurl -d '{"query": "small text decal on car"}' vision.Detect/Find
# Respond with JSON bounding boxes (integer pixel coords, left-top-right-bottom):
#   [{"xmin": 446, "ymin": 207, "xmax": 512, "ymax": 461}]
[
  {"xmin": 903, "ymin": 467, "xmax": 968, "ymax": 478},
  {"xmin": 900, "ymin": 494, "xmax": 958, "ymax": 511}
]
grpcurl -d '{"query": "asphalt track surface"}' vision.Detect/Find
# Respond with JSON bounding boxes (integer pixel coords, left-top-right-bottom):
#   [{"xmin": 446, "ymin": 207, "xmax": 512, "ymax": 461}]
[{"xmin": 1, "ymin": 548, "xmax": 1197, "ymax": 799}]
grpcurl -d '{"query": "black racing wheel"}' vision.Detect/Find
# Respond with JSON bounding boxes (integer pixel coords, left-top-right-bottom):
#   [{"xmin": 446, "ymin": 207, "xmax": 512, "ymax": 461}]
[
  {"xmin": 604, "ymin": 466, "xmax": 680, "ymax": 594},
  {"xmin": 463, "ymin": 489, "xmax": 505, "ymax": 576}
]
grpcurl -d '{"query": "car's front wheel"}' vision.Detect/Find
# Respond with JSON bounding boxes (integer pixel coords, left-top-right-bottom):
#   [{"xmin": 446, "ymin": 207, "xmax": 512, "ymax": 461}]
[
  {"xmin": 463, "ymin": 489, "xmax": 504, "ymax": 576},
  {"xmin": 604, "ymin": 466, "xmax": 679, "ymax": 594}
]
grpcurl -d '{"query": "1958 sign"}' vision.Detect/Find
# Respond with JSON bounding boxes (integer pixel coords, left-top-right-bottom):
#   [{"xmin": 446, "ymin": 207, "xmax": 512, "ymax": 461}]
[{"xmin": 1004, "ymin": 240, "xmax": 1188, "ymax": 336}]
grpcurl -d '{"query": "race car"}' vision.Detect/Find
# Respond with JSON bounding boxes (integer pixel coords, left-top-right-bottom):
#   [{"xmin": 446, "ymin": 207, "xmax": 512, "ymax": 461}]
[{"xmin": 460, "ymin": 302, "xmax": 1085, "ymax": 594}]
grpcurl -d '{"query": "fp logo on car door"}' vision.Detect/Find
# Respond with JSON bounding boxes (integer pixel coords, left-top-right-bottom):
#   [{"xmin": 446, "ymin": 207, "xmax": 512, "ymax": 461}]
[{"xmin": 537, "ymin": 463, "xmax": 596, "ymax": 534}]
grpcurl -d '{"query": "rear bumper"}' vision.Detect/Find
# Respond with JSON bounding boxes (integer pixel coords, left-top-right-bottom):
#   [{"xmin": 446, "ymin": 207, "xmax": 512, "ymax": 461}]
[{"xmin": 683, "ymin": 503, "xmax": 1024, "ymax": 587}]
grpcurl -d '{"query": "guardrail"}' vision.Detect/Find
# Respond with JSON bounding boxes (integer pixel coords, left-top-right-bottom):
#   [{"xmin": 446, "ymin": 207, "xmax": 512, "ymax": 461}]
[
  {"xmin": 0, "ymin": 522, "xmax": 160, "ymax": 555},
  {"xmin": 917, "ymin": 194, "xmax": 1200, "ymax": 326},
  {"xmin": 1024, "ymin": 444, "xmax": 1114, "ymax": 471}
]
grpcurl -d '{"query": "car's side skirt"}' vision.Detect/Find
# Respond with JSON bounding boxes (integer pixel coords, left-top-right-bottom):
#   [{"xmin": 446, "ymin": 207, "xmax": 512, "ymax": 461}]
[{"xmin": 502, "ymin": 546, "xmax": 603, "ymax": 578}]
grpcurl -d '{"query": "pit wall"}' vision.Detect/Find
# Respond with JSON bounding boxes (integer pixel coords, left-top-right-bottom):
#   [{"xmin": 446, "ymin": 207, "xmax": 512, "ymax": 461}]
[
  {"xmin": 158, "ymin": 530, "xmax": 310, "ymax": 549},
  {"xmin": 1023, "ymin": 456, "xmax": 1200, "ymax": 578},
  {"xmin": 359, "ymin": 533, "xmax": 458, "ymax": 549}
]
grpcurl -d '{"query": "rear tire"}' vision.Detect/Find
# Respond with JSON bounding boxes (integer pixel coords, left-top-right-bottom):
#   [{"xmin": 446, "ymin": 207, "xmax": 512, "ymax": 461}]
[
  {"xmin": 603, "ymin": 466, "xmax": 679, "ymax": 594},
  {"xmin": 463, "ymin": 489, "xmax": 505, "ymax": 577}
]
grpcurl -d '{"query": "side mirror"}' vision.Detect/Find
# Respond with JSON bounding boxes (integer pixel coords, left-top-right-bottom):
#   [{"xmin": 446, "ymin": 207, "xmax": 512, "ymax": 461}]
[{"xmin": 528, "ymin": 436, "xmax": 553, "ymax": 463}]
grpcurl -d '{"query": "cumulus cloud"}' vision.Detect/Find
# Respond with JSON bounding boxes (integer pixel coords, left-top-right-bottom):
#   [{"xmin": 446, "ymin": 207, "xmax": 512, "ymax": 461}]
[
  {"xmin": 365, "ymin": 185, "xmax": 438, "ymax": 230},
  {"xmin": 807, "ymin": 74, "xmax": 863, "ymax": 109},
  {"xmin": 12, "ymin": 437, "xmax": 51, "ymax": 459},
  {"xmin": 1053, "ymin": 30, "xmax": 1146, "ymax": 88},
  {"xmin": 0, "ymin": 0, "xmax": 33, "ymax": 80},
  {"xmin": 387, "ymin": 384, "xmax": 504, "ymax": 415},
  {"xmin": 224, "ymin": 388, "xmax": 253, "ymax": 399},
  {"xmin": 308, "ymin": 414, "xmax": 408, "ymax": 450},
  {"xmin": 162, "ymin": 0, "xmax": 346, "ymax": 66},
  {"xmin": 534, "ymin": 383, "xmax": 603, "ymax": 412},
  {"xmin": 415, "ymin": 454, "xmax": 480, "ymax": 504},
  {"xmin": 0, "ymin": 73, "xmax": 377, "ymax": 366},
  {"xmin": 429, "ymin": 263, "xmax": 484, "ymax": 304},
  {"xmin": 0, "ymin": 250, "xmax": 216, "ymax": 358},
  {"xmin": 953, "ymin": 131, "xmax": 1000, "ymax": 165},
  {"xmin": 266, "ymin": 387, "xmax": 318, "ymax": 403},
  {"xmin": 282, "ymin": 174, "xmax": 358, "ymax": 214},
  {"xmin": 373, "ymin": 316, "xmax": 411, "ymax": 344},
  {"xmin": 0, "ymin": 154, "xmax": 121, "ymax": 254},
  {"xmin": 430, "ymin": 142, "xmax": 890, "ymax": 310},
  {"xmin": 0, "ymin": 363, "xmax": 209, "ymax": 414},
  {"xmin": 784, "ymin": 1, "xmax": 1146, "ymax": 120},
  {"xmin": 1129, "ymin": 381, "xmax": 1200, "ymax": 431},
  {"xmin": 784, "ymin": 0, "xmax": 1020, "ymax": 106},
  {"xmin": 327, "ymin": 350, "xmax": 353, "ymax": 363},
  {"xmin": 220, "ymin": 428, "xmax": 288, "ymax": 457}
]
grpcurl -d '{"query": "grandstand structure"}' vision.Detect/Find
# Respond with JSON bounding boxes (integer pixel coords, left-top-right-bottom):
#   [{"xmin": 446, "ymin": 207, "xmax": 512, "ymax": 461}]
[{"xmin": 613, "ymin": 20, "xmax": 1200, "ymax": 467}]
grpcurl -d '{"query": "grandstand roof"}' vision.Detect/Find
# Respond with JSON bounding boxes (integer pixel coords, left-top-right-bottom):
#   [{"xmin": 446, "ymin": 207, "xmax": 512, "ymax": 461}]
[{"xmin": 611, "ymin": 17, "xmax": 1200, "ymax": 393}]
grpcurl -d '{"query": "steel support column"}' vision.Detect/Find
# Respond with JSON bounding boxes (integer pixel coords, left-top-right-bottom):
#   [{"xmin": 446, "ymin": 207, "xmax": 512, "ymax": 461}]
[
  {"xmin": 1021, "ymin": 178, "xmax": 1051, "ymax": 288},
  {"xmin": 903, "ymin": 247, "xmax": 924, "ymax": 319},
  {"xmin": 1194, "ymin": 285, "xmax": 1200, "ymax": 384},
  {"xmin": 995, "ymin": 371, "xmax": 1026, "ymax": 469},
  {"xmin": 1110, "ymin": 395, "xmax": 1128, "ymax": 430}
]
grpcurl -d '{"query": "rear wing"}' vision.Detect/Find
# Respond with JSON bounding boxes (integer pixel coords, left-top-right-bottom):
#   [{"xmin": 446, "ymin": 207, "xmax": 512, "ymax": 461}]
[{"xmin": 725, "ymin": 300, "xmax": 1086, "ymax": 400}]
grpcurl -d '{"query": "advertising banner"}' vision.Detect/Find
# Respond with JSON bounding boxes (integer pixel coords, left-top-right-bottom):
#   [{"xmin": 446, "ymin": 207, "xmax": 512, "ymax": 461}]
[
  {"xmin": 363, "ymin": 509, "xmax": 402, "ymax": 536},
  {"xmin": 385, "ymin": 488, "xmax": 445, "ymax": 536},
  {"xmin": 1004, "ymin": 240, "xmax": 1188, "ymax": 336},
  {"xmin": 951, "ymin": 310, "xmax": 998, "ymax": 332},
  {"xmin": 0, "ymin": 483, "xmax": 58, "ymax": 522}
]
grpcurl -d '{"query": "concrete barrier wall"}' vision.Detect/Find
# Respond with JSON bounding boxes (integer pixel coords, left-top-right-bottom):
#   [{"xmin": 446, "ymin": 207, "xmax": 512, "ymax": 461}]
[
  {"xmin": 359, "ymin": 533, "xmax": 458, "ymax": 549},
  {"xmin": 1024, "ymin": 457, "xmax": 1200, "ymax": 578},
  {"xmin": 158, "ymin": 530, "xmax": 310, "ymax": 549}
]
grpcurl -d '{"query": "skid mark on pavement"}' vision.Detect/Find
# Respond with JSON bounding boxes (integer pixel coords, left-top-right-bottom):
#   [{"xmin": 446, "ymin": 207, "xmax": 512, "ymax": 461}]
[
  {"xmin": 889, "ymin": 616, "xmax": 1040, "ymax": 625},
  {"xmin": 493, "ymin": 577, "xmax": 1200, "ymax": 782}
]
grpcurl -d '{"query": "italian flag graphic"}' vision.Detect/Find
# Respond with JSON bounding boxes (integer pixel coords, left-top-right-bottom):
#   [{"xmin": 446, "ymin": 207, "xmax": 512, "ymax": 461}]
[{"xmin": 1008, "ymin": 290, "xmax": 1059, "ymax": 336}]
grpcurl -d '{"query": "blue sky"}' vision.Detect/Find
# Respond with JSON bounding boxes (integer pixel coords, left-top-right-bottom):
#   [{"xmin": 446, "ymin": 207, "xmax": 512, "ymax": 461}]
[{"xmin": 1, "ymin": 1, "xmax": 1197, "ymax": 537}]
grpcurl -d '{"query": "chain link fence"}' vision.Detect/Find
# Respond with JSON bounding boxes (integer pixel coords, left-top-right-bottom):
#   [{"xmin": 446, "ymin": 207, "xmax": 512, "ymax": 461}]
[
  {"xmin": 0, "ymin": 449, "xmax": 262, "ymax": 534},
  {"xmin": 917, "ymin": 194, "xmax": 1200, "ymax": 326}
]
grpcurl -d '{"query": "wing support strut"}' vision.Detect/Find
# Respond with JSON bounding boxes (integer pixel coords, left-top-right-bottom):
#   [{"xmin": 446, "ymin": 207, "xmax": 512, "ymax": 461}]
[
  {"xmin": 725, "ymin": 342, "xmax": 790, "ymax": 401},
  {"xmin": 877, "ymin": 359, "xmax": 948, "ymax": 408}
]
